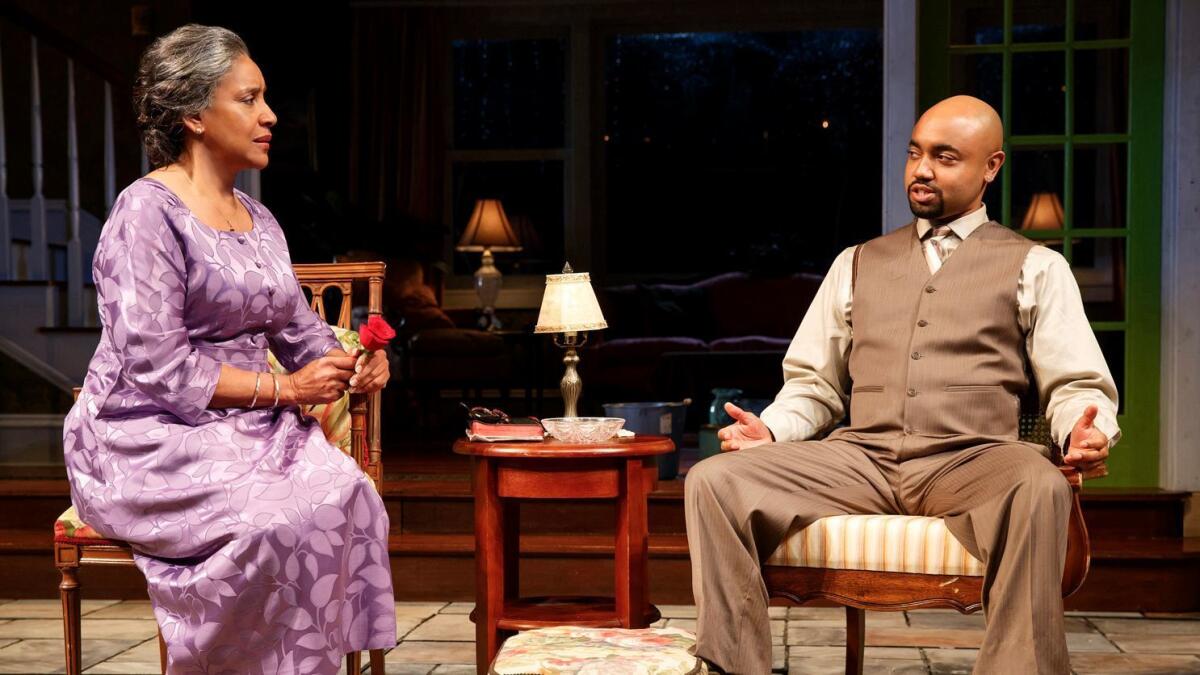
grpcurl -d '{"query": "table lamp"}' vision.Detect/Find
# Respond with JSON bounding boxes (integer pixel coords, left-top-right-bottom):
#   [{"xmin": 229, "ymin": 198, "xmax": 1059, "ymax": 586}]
[
  {"xmin": 1020, "ymin": 191, "xmax": 1065, "ymax": 245},
  {"xmin": 1021, "ymin": 191, "xmax": 1065, "ymax": 231},
  {"xmin": 534, "ymin": 263, "xmax": 607, "ymax": 417},
  {"xmin": 457, "ymin": 199, "xmax": 522, "ymax": 330}
]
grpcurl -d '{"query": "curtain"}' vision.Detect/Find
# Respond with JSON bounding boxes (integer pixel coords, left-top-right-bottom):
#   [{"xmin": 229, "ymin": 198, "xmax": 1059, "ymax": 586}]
[{"xmin": 349, "ymin": 6, "xmax": 447, "ymax": 229}]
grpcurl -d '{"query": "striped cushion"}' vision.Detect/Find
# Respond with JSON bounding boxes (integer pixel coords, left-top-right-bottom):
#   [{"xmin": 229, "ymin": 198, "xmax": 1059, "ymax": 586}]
[{"xmin": 765, "ymin": 514, "xmax": 985, "ymax": 577}]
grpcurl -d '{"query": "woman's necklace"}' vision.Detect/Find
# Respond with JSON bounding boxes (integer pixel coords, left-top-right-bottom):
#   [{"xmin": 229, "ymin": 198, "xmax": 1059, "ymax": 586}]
[{"xmin": 176, "ymin": 168, "xmax": 242, "ymax": 232}]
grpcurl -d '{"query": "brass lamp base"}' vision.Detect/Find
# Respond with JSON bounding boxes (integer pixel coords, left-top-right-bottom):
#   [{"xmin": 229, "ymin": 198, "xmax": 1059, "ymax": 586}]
[{"xmin": 553, "ymin": 332, "xmax": 589, "ymax": 417}]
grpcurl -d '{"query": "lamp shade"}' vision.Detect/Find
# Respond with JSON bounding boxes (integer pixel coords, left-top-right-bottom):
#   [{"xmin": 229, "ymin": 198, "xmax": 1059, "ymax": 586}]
[
  {"xmin": 1020, "ymin": 191, "xmax": 1065, "ymax": 231},
  {"xmin": 457, "ymin": 199, "xmax": 522, "ymax": 252},
  {"xmin": 534, "ymin": 268, "xmax": 608, "ymax": 334}
]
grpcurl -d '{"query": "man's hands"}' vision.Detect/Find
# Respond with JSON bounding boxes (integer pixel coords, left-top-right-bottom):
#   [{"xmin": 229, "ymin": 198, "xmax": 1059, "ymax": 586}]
[
  {"xmin": 1063, "ymin": 404, "xmax": 1109, "ymax": 479},
  {"xmin": 716, "ymin": 402, "xmax": 774, "ymax": 452}
]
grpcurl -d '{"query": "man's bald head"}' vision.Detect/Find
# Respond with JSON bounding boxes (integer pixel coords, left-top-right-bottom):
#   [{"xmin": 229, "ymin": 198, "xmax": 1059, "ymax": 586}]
[{"xmin": 905, "ymin": 95, "xmax": 1006, "ymax": 223}]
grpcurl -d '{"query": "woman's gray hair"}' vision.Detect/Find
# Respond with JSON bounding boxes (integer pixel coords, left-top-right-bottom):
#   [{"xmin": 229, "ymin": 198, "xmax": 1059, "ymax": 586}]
[{"xmin": 133, "ymin": 24, "xmax": 249, "ymax": 168}]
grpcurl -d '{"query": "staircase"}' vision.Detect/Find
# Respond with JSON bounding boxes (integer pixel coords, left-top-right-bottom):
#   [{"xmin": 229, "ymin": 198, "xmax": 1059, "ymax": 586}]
[
  {"xmin": 0, "ymin": 6, "xmax": 128, "ymax": 468},
  {"xmin": 0, "ymin": 7, "xmax": 264, "ymax": 469}
]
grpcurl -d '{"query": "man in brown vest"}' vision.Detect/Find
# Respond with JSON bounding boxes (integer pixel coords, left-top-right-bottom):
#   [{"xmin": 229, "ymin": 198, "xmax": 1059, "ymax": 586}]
[{"xmin": 685, "ymin": 95, "xmax": 1117, "ymax": 674}]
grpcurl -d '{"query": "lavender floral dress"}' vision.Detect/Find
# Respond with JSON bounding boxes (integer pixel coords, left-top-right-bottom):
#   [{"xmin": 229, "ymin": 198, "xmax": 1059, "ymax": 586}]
[{"xmin": 62, "ymin": 178, "xmax": 396, "ymax": 674}]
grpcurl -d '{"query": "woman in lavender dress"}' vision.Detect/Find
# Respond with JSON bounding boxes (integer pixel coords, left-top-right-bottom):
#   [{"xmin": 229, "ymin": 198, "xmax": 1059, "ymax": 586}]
[{"xmin": 61, "ymin": 25, "xmax": 396, "ymax": 673}]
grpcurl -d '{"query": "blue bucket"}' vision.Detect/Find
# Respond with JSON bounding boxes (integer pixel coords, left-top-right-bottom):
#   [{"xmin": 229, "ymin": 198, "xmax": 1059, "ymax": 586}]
[{"xmin": 602, "ymin": 401, "xmax": 688, "ymax": 480}]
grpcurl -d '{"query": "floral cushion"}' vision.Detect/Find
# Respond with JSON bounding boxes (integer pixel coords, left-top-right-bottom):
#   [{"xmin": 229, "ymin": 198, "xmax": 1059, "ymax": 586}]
[
  {"xmin": 55, "ymin": 327, "xmax": 361, "ymax": 545},
  {"xmin": 765, "ymin": 514, "xmax": 986, "ymax": 577},
  {"xmin": 490, "ymin": 626, "xmax": 707, "ymax": 675},
  {"xmin": 54, "ymin": 505, "xmax": 118, "ymax": 544}
]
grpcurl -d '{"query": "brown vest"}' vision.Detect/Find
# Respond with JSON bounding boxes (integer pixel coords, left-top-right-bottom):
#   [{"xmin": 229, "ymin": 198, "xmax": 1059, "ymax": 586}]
[{"xmin": 845, "ymin": 221, "xmax": 1035, "ymax": 440}]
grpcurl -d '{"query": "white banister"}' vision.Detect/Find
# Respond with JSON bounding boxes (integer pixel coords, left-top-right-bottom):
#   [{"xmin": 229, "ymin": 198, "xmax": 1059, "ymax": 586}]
[
  {"xmin": 103, "ymin": 82, "xmax": 115, "ymax": 212},
  {"xmin": 66, "ymin": 59, "xmax": 83, "ymax": 326},
  {"xmin": 0, "ymin": 33, "xmax": 10, "ymax": 280},
  {"xmin": 28, "ymin": 36, "xmax": 47, "ymax": 281}
]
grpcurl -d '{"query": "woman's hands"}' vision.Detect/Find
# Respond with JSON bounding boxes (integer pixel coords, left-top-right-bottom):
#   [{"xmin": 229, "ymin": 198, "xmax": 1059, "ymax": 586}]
[
  {"xmin": 349, "ymin": 349, "xmax": 390, "ymax": 395},
  {"xmin": 285, "ymin": 353, "xmax": 358, "ymax": 405}
]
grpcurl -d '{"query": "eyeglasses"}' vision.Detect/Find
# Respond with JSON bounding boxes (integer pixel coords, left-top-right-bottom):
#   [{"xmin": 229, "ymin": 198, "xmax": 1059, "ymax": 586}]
[{"xmin": 462, "ymin": 403, "xmax": 511, "ymax": 424}]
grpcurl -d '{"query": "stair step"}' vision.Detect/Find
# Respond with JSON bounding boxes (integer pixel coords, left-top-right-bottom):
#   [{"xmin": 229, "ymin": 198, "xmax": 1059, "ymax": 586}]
[{"xmin": 1090, "ymin": 537, "xmax": 1200, "ymax": 560}]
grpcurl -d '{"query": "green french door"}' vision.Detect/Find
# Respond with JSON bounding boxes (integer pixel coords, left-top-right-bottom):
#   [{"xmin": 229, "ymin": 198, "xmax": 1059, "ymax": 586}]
[{"xmin": 919, "ymin": 0, "xmax": 1163, "ymax": 486}]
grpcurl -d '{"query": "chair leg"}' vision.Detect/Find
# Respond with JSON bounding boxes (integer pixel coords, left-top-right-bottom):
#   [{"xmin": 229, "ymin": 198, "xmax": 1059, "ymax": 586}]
[
  {"xmin": 346, "ymin": 650, "xmax": 362, "ymax": 674},
  {"xmin": 158, "ymin": 628, "xmax": 168, "ymax": 674},
  {"xmin": 369, "ymin": 647, "xmax": 386, "ymax": 674},
  {"xmin": 58, "ymin": 564, "xmax": 82, "ymax": 675},
  {"xmin": 845, "ymin": 606, "xmax": 865, "ymax": 675}
]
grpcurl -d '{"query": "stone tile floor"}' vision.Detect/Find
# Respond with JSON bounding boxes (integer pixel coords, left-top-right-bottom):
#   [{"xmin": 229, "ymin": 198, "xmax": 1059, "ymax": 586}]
[{"xmin": 0, "ymin": 598, "xmax": 1196, "ymax": 673}]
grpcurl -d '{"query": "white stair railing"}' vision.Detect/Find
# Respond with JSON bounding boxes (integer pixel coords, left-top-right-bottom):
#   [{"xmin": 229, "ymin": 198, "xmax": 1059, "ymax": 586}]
[
  {"xmin": 103, "ymin": 82, "xmax": 115, "ymax": 210},
  {"xmin": 27, "ymin": 36, "xmax": 46, "ymax": 282},
  {"xmin": 66, "ymin": 58, "xmax": 83, "ymax": 326},
  {"xmin": 0, "ymin": 34, "xmax": 9, "ymax": 281},
  {"xmin": 0, "ymin": 21, "xmax": 127, "ymax": 329}
]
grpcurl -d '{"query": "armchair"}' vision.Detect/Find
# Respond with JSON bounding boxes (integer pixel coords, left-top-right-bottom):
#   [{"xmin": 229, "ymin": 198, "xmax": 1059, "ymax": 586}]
[
  {"xmin": 53, "ymin": 261, "xmax": 388, "ymax": 675},
  {"xmin": 760, "ymin": 414, "xmax": 1092, "ymax": 675}
]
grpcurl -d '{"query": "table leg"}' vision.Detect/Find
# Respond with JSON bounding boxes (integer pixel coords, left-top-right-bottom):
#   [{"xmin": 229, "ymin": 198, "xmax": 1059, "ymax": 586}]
[
  {"xmin": 474, "ymin": 458, "xmax": 506, "ymax": 674},
  {"xmin": 504, "ymin": 500, "xmax": 520, "ymax": 601},
  {"xmin": 615, "ymin": 457, "xmax": 650, "ymax": 627}
]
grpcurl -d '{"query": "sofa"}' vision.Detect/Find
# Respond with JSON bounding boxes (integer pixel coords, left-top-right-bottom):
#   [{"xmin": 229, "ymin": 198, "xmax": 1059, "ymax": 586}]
[{"xmin": 578, "ymin": 271, "xmax": 823, "ymax": 424}]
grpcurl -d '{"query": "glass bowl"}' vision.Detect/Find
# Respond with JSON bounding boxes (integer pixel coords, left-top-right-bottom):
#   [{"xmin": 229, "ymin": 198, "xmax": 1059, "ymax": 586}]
[{"xmin": 541, "ymin": 417, "xmax": 625, "ymax": 443}]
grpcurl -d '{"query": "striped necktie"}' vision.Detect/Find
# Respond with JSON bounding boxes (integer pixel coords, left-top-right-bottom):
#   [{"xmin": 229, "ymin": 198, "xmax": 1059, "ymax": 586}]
[{"xmin": 927, "ymin": 226, "xmax": 955, "ymax": 266}]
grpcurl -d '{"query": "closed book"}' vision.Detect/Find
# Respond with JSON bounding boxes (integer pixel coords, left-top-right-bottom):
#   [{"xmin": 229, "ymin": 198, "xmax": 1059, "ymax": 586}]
[{"xmin": 466, "ymin": 418, "xmax": 545, "ymax": 442}]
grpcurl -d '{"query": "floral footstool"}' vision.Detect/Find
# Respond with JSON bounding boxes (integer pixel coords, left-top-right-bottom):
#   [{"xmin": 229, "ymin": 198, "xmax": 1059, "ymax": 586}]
[{"xmin": 490, "ymin": 626, "xmax": 707, "ymax": 674}]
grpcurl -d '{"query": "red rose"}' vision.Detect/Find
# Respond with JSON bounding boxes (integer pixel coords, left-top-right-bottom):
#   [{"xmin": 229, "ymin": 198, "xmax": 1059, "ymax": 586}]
[{"xmin": 359, "ymin": 315, "xmax": 396, "ymax": 351}]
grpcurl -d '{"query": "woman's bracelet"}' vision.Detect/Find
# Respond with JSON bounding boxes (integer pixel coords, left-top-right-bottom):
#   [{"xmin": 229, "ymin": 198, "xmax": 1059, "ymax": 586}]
[
  {"xmin": 249, "ymin": 372, "xmax": 262, "ymax": 408},
  {"xmin": 271, "ymin": 373, "xmax": 282, "ymax": 407}
]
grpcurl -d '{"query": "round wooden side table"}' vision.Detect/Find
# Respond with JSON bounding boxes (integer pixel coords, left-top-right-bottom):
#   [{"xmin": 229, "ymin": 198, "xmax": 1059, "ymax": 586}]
[{"xmin": 452, "ymin": 435, "xmax": 675, "ymax": 673}]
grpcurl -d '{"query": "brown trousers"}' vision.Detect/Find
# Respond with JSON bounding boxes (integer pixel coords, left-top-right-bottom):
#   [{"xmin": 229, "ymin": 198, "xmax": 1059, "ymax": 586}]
[{"xmin": 684, "ymin": 433, "xmax": 1072, "ymax": 674}]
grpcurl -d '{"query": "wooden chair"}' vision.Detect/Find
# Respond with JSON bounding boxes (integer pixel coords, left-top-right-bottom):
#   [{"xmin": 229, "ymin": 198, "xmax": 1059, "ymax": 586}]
[
  {"xmin": 54, "ymin": 261, "xmax": 388, "ymax": 675},
  {"xmin": 761, "ymin": 415, "xmax": 1094, "ymax": 675}
]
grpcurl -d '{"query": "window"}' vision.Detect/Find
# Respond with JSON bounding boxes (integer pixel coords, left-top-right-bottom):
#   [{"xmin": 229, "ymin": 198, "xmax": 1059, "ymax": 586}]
[
  {"xmin": 921, "ymin": 0, "xmax": 1162, "ymax": 487},
  {"xmin": 601, "ymin": 30, "xmax": 883, "ymax": 276},
  {"xmin": 449, "ymin": 37, "xmax": 567, "ymax": 276}
]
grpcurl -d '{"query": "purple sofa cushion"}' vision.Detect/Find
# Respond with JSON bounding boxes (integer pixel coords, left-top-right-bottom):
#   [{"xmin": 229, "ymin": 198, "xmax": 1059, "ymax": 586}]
[{"xmin": 709, "ymin": 335, "xmax": 792, "ymax": 352}]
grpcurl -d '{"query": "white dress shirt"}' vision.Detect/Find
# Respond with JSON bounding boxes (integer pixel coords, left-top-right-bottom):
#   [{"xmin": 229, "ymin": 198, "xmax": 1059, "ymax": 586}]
[{"xmin": 759, "ymin": 205, "xmax": 1121, "ymax": 452}]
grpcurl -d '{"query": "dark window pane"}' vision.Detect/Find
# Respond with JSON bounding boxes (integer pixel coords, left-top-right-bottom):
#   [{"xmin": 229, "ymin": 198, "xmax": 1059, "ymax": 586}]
[
  {"xmin": 946, "ymin": 52, "xmax": 1003, "ymax": 217},
  {"xmin": 1012, "ymin": 0, "xmax": 1065, "ymax": 43},
  {"xmin": 1073, "ymin": 237, "xmax": 1126, "ymax": 322},
  {"xmin": 1041, "ymin": 240, "xmax": 1066, "ymax": 258},
  {"xmin": 1011, "ymin": 52, "xmax": 1066, "ymax": 135},
  {"xmin": 604, "ymin": 30, "xmax": 881, "ymax": 275},
  {"xmin": 453, "ymin": 38, "xmax": 566, "ymax": 149},
  {"xmin": 451, "ymin": 161, "xmax": 564, "ymax": 275},
  {"xmin": 1074, "ymin": 144, "xmax": 1127, "ymax": 229},
  {"xmin": 1093, "ymin": 330, "xmax": 1125, "ymax": 414},
  {"xmin": 1075, "ymin": 49, "xmax": 1128, "ymax": 134},
  {"xmin": 983, "ymin": 164, "xmax": 1004, "ymax": 227},
  {"xmin": 949, "ymin": 0, "xmax": 1003, "ymax": 45},
  {"xmin": 1076, "ymin": 0, "xmax": 1130, "ymax": 40},
  {"xmin": 949, "ymin": 53, "xmax": 1002, "ymax": 115},
  {"xmin": 1011, "ymin": 147, "xmax": 1065, "ymax": 232}
]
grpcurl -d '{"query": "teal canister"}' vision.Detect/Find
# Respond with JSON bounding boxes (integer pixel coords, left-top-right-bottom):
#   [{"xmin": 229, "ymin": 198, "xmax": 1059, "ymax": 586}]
[{"xmin": 708, "ymin": 388, "xmax": 744, "ymax": 427}]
